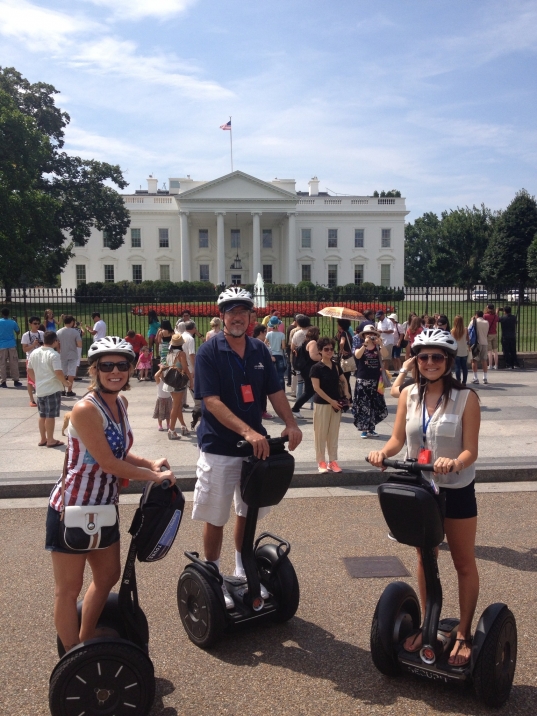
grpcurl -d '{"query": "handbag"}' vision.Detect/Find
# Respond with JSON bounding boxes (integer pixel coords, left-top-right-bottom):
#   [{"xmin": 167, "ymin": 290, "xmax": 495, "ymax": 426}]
[
  {"xmin": 59, "ymin": 451, "xmax": 119, "ymax": 551},
  {"xmin": 162, "ymin": 365, "xmax": 189, "ymax": 391}
]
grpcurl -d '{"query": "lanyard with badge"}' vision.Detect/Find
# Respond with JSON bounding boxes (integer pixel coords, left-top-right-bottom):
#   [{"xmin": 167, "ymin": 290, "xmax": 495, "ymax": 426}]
[
  {"xmin": 419, "ymin": 396, "xmax": 442, "ymax": 464},
  {"xmin": 232, "ymin": 353, "xmax": 254, "ymax": 403}
]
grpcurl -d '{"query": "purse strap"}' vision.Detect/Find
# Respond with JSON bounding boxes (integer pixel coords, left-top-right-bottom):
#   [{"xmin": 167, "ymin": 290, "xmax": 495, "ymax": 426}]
[{"xmin": 60, "ymin": 446, "xmax": 69, "ymax": 516}]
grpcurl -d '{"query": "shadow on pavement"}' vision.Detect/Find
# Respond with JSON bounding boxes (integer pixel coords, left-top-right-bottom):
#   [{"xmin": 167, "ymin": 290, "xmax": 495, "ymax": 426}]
[
  {"xmin": 151, "ymin": 677, "xmax": 178, "ymax": 715},
  {"xmin": 440, "ymin": 542, "xmax": 537, "ymax": 572}
]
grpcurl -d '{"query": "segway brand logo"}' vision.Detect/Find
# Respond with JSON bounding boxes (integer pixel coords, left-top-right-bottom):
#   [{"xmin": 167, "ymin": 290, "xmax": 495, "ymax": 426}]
[
  {"xmin": 254, "ymin": 362, "xmax": 264, "ymax": 369},
  {"xmin": 404, "ymin": 665, "xmax": 458, "ymax": 682},
  {"xmin": 147, "ymin": 510, "xmax": 183, "ymax": 561}
]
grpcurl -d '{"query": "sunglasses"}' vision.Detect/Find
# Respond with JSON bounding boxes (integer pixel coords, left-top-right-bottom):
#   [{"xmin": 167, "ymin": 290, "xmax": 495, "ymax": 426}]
[
  {"xmin": 31, "ymin": 322, "xmax": 40, "ymax": 325},
  {"xmin": 98, "ymin": 361, "xmax": 131, "ymax": 372},
  {"xmin": 416, "ymin": 353, "xmax": 446, "ymax": 364},
  {"xmin": 322, "ymin": 347, "xmax": 334, "ymax": 352}
]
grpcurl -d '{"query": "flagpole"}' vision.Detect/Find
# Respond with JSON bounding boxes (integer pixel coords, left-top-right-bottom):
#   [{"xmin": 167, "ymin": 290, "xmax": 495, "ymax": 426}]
[{"xmin": 229, "ymin": 116, "xmax": 233, "ymax": 172}]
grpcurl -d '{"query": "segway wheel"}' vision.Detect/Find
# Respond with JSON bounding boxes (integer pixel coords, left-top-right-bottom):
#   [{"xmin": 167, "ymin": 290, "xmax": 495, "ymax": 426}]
[
  {"xmin": 473, "ymin": 608, "xmax": 517, "ymax": 707},
  {"xmin": 370, "ymin": 581, "xmax": 421, "ymax": 677},
  {"xmin": 49, "ymin": 639, "xmax": 155, "ymax": 716},
  {"xmin": 177, "ymin": 568, "xmax": 225, "ymax": 649},
  {"xmin": 256, "ymin": 544, "xmax": 300, "ymax": 623}
]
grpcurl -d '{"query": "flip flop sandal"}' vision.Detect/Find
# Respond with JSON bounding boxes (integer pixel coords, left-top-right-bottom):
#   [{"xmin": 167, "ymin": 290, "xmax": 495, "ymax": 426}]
[
  {"xmin": 47, "ymin": 441, "xmax": 65, "ymax": 448},
  {"xmin": 38, "ymin": 441, "xmax": 47, "ymax": 447},
  {"xmin": 448, "ymin": 637, "xmax": 472, "ymax": 667},
  {"xmin": 403, "ymin": 628, "xmax": 423, "ymax": 653}
]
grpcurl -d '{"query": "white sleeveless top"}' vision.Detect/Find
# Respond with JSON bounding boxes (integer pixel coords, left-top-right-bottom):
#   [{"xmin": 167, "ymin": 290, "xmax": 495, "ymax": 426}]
[{"xmin": 405, "ymin": 384, "xmax": 475, "ymax": 489}]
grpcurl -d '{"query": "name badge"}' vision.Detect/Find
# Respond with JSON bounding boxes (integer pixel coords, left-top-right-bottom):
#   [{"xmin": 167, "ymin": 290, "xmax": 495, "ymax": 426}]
[
  {"xmin": 418, "ymin": 448, "xmax": 432, "ymax": 464},
  {"xmin": 241, "ymin": 384, "xmax": 254, "ymax": 403}
]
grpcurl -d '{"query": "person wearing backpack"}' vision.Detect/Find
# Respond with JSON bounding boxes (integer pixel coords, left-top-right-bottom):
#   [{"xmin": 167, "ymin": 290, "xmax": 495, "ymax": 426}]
[
  {"xmin": 291, "ymin": 326, "xmax": 321, "ymax": 418},
  {"xmin": 468, "ymin": 311, "xmax": 489, "ymax": 384}
]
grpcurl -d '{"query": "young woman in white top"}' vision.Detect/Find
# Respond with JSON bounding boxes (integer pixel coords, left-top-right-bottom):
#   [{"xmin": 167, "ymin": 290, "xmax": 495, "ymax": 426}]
[{"xmin": 368, "ymin": 329, "xmax": 480, "ymax": 668}]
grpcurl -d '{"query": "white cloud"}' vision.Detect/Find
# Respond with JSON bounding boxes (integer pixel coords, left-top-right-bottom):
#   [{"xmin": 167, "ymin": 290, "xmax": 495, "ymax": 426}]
[
  {"xmin": 64, "ymin": 125, "xmax": 159, "ymax": 165},
  {"xmin": 83, "ymin": 0, "xmax": 200, "ymax": 20}
]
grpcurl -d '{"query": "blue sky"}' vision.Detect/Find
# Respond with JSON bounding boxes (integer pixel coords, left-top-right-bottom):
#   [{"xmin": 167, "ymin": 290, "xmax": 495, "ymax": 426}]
[{"xmin": 1, "ymin": 0, "xmax": 536, "ymax": 220}]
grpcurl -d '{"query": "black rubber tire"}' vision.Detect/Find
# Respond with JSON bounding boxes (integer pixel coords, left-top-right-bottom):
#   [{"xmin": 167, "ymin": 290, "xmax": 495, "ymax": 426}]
[
  {"xmin": 474, "ymin": 608, "xmax": 517, "ymax": 707},
  {"xmin": 256, "ymin": 544, "xmax": 300, "ymax": 623},
  {"xmin": 370, "ymin": 582, "xmax": 421, "ymax": 677},
  {"xmin": 177, "ymin": 568, "xmax": 225, "ymax": 649},
  {"xmin": 49, "ymin": 640, "xmax": 154, "ymax": 716},
  {"xmin": 57, "ymin": 594, "xmax": 126, "ymax": 658}
]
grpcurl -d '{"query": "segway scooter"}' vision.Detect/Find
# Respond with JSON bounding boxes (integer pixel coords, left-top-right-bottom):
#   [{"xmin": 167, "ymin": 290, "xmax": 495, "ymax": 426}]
[
  {"xmin": 49, "ymin": 478, "xmax": 185, "ymax": 716},
  {"xmin": 369, "ymin": 457, "xmax": 517, "ymax": 707},
  {"xmin": 177, "ymin": 436, "xmax": 300, "ymax": 649}
]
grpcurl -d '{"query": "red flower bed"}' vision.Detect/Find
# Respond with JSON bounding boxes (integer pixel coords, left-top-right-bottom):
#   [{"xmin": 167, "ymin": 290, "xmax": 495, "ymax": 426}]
[{"xmin": 132, "ymin": 301, "xmax": 393, "ymax": 319}]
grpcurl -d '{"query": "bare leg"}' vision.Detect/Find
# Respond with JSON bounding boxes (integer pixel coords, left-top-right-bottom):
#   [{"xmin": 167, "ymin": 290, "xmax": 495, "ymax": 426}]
[
  {"xmin": 203, "ymin": 522, "xmax": 224, "ymax": 562},
  {"xmin": 445, "ymin": 516, "xmax": 479, "ymax": 665},
  {"xmin": 45, "ymin": 417, "xmax": 56, "ymax": 445},
  {"xmin": 79, "ymin": 541, "xmax": 121, "ymax": 641},
  {"xmin": 493, "ymin": 350, "xmax": 499, "ymax": 368},
  {"xmin": 169, "ymin": 391, "xmax": 186, "ymax": 431},
  {"xmin": 51, "ymin": 551, "xmax": 87, "ymax": 652},
  {"xmin": 38, "ymin": 417, "xmax": 47, "ymax": 444}
]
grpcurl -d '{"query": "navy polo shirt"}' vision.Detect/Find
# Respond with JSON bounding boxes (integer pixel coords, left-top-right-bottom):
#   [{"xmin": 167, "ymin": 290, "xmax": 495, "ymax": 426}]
[{"xmin": 195, "ymin": 332, "xmax": 281, "ymax": 456}]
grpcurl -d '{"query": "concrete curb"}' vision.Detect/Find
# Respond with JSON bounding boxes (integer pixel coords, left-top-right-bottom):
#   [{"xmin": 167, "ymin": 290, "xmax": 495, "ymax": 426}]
[{"xmin": 1, "ymin": 466, "xmax": 536, "ymax": 499}]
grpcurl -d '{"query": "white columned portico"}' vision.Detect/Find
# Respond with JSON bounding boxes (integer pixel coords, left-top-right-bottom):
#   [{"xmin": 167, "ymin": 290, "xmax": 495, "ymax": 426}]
[
  {"xmin": 216, "ymin": 212, "xmax": 226, "ymax": 285},
  {"xmin": 252, "ymin": 212, "xmax": 261, "ymax": 281},
  {"xmin": 180, "ymin": 211, "xmax": 190, "ymax": 281},
  {"xmin": 287, "ymin": 212, "xmax": 297, "ymax": 284}
]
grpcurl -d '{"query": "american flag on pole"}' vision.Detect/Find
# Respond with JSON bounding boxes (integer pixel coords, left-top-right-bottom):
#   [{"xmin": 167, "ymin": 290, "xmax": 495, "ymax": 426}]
[{"xmin": 220, "ymin": 120, "xmax": 231, "ymax": 130}]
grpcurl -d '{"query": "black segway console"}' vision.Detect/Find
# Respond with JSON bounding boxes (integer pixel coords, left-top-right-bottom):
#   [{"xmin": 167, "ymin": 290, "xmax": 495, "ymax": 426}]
[
  {"xmin": 50, "ymin": 479, "xmax": 184, "ymax": 716},
  {"xmin": 370, "ymin": 458, "xmax": 517, "ymax": 708},
  {"xmin": 178, "ymin": 436, "xmax": 300, "ymax": 648}
]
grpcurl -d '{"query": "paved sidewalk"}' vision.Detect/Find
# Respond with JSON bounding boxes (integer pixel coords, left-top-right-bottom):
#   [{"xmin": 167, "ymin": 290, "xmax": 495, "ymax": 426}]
[{"xmin": 1, "ymin": 367, "xmax": 536, "ymax": 495}]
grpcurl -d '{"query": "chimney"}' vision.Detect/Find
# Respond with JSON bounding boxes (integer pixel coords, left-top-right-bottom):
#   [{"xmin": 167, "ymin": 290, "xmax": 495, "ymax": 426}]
[
  {"xmin": 147, "ymin": 175, "xmax": 158, "ymax": 193},
  {"xmin": 308, "ymin": 176, "xmax": 319, "ymax": 196}
]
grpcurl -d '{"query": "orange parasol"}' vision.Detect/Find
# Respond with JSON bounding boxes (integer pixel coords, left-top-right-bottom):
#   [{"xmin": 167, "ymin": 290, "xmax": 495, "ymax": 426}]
[{"xmin": 317, "ymin": 307, "xmax": 364, "ymax": 321}]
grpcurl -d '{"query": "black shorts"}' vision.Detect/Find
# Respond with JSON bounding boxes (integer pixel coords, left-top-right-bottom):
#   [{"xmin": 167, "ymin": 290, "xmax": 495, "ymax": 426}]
[
  {"xmin": 45, "ymin": 505, "xmax": 120, "ymax": 554},
  {"xmin": 441, "ymin": 480, "xmax": 477, "ymax": 519}
]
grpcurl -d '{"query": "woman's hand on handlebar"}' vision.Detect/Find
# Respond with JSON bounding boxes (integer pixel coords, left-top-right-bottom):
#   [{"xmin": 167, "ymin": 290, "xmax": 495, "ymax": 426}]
[
  {"xmin": 367, "ymin": 450, "xmax": 387, "ymax": 470},
  {"xmin": 433, "ymin": 456, "xmax": 457, "ymax": 475},
  {"xmin": 243, "ymin": 429, "xmax": 270, "ymax": 460},
  {"xmin": 153, "ymin": 468, "xmax": 176, "ymax": 486},
  {"xmin": 151, "ymin": 457, "xmax": 170, "ymax": 472}
]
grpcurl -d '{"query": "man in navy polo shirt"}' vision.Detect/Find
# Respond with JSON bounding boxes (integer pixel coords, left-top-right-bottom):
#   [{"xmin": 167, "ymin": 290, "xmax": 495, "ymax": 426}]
[{"xmin": 194, "ymin": 287, "xmax": 302, "ymax": 608}]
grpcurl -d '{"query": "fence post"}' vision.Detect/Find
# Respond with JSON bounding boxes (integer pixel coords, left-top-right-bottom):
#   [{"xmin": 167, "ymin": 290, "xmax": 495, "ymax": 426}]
[{"xmin": 124, "ymin": 284, "xmax": 130, "ymax": 334}]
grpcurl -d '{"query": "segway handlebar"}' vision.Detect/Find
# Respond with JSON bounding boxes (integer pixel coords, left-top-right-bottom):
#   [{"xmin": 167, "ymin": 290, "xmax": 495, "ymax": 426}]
[
  {"xmin": 160, "ymin": 464, "xmax": 172, "ymax": 489},
  {"xmin": 365, "ymin": 457, "xmax": 436, "ymax": 473},
  {"xmin": 236, "ymin": 435, "xmax": 289, "ymax": 449}
]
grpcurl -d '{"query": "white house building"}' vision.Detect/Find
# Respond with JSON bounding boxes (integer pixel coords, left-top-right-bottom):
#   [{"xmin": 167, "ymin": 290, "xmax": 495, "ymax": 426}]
[{"xmin": 62, "ymin": 171, "xmax": 408, "ymax": 290}]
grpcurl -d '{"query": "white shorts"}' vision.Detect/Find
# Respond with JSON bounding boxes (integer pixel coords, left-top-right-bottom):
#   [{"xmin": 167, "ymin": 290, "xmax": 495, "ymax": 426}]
[{"xmin": 192, "ymin": 451, "xmax": 271, "ymax": 527}]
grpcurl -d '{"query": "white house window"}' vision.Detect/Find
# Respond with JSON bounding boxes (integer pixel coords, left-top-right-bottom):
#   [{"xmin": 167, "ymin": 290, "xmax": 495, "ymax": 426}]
[
  {"xmin": 199, "ymin": 229, "xmax": 209, "ymax": 248},
  {"xmin": 328, "ymin": 264, "xmax": 338, "ymax": 287},
  {"xmin": 75, "ymin": 265, "xmax": 86, "ymax": 287},
  {"xmin": 160, "ymin": 264, "xmax": 170, "ymax": 281},
  {"xmin": 103, "ymin": 231, "xmax": 113, "ymax": 248},
  {"xmin": 328, "ymin": 229, "xmax": 338, "ymax": 248},
  {"xmin": 199, "ymin": 264, "xmax": 210, "ymax": 281},
  {"xmin": 104, "ymin": 265, "xmax": 115, "ymax": 282},
  {"xmin": 231, "ymin": 229, "xmax": 240, "ymax": 249},
  {"xmin": 231, "ymin": 274, "xmax": 241, "ymax": 285},
  {"xmin": 301, "ymin": 228, "xmax": 311, "ymax": 249},
  {"xmin": 381, "ymin": 229, "xmax": 391, "ymax": 248},
  {"xmin": 262, "ymin": 229, "xmax": 272, "ymax": 249},
  {"xmin": 354, "ymin": 264, "xmax": 364, "ymax": 285},
  {"xmin": 380, "ymin": 264, "xmax": 391, "ymax": 286},
  {"xmin": 355, "ymin": 229, "xmax": 364, "ymax": 248},
  {"xmin": 131, "ymin": 228, "xmax": 141, "ymax": 248},
  {"xmin": 301, "ymin": 264, "xmax": 311, "ymax": 282},
  {"xmin": 132, "ymin": 265, "xmax": 142, "ymax": 284},
  {"xmin": 262, "ymin": 264, "xmax": 273, "ymax": 283},
  {"xmin": 159, "ymin": 228, "xmax": 169, "ymax": 248}
]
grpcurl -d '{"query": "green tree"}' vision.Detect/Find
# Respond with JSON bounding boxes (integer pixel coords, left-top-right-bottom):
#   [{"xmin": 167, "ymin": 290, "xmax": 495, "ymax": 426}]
[
  {"xmin": 0, "ymin": 67, "xmax": 129, "ymax": 298},
  {"xmin": 526, "ymin": 234, "xmax": 537, "ymax": 285},
  {"xmin": 432, "ymin": 205, "xmax": 493, "ymax": 297},
  {"xmin": 404, "ymin": 212, "xmax": 444, "ymax": 286},
  {"xmin": 482, "ymin": 189, "xmax": 537, "ymax": 291}
]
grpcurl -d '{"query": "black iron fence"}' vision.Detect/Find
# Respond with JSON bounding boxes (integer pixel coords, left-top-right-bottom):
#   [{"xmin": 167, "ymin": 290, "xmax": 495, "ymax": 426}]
[{"xmin": 2, "ymin": 285, "xmax": 536, "ymax": 357}]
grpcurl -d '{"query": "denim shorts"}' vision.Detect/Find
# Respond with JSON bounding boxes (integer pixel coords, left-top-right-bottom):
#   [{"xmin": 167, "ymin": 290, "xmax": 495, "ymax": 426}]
[{"xmin": 441, "ymin": 480, "xmax": 477, "ymax": 520}]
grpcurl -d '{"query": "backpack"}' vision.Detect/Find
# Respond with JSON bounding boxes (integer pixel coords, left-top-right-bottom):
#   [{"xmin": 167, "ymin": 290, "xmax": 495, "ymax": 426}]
[
  {"xmin": 128, "ymin": 481, "xmax": 185, "ymax": 562},
  {"xmin": 468, "ymin": 319, "xmax": 477, "ymax": 348},
  {"xmin": 293, "ymin": 342, "xmax": 309, "ymax": 373}
]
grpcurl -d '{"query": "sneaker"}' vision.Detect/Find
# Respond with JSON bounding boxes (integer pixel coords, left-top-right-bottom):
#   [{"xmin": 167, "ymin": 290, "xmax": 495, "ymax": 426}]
[
  {"xmin": 0, "ymin": 382, "xmax": 6, "ymax": 388},
  {"xmin": 292, "ymin": 410, "xmax": 304, "ymax": 419},
  {"xmin": 368, "ymin": 430, "xmax": 379, "ymax": 437},
  {"xmin": 261, "ymin": 411, "xmax": 273, "ymax": 419},
  {"xmin": 318, "ymin": 461, "xmax": 329, "ymax": 473},
  {"xmin": 472, "ymin": 378, "xmax": 479, "ymax": 384},
  {"xmin": 167, "ymin": 430, "xmax": 181, "ymax": 440},
  {"xmin": 360, "ymin": 431, "xmax": 368, "ymax": 439},
  {"xmin": 221, "ymin": 582, "xmax": 235, "ymax": 610},
  {"xmin": 234, "ymin": 574, "xmax": 270, "ymax": 600},
  {"xmin": 13, "ymin": 380, "xmax": 22, "ymax": 387},
  {"xmin": 327, "ymin": 461, "xmax": 342, "ymax": 473},
  {"xmin": 482, "ymin": 377, "xmax": 488, "ymax": 385},
  {"xmin": 492, "ymin": 365, "xmax": 497, "ymax": 370},
  {"xmin": 183, "ymin": 403, "xmax": 190, "ymax": 410},
  {"xmin": 66, "ymin": 391, "xmax": 76, "ymax": 397}
]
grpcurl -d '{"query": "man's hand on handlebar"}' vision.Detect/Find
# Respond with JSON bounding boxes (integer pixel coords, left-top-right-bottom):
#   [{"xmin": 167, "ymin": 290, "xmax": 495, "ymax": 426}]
[
  {"xmin": 281, "ymin": 424, "xmax": 302, "ymax": 451},
  {"xmin": 367, "ymin": 450, "xmax": 387, "ymax": 469},
  {"xmin": 243, "ymin": 429, "xmax": 270, "ymax": 460}
]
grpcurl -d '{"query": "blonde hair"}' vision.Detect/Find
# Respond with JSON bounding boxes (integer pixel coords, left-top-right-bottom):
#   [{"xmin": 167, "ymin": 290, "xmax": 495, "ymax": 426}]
[{"xmin": 451, "ymin": 315, "xmax": 465, "ymax": 341}]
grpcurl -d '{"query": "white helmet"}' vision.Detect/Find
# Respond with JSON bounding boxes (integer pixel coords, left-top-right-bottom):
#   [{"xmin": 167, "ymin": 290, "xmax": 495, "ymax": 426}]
[
  {"xmin": 411, "ymin": 329, "xmax": 457, "ymax": 356},
  {"xmin": 217, "ymin": 286, "xmax": 254, "ymax": 312},
  {"xmin": 87, "ymin": 336, "xmax": 136, "ymax": 364}
]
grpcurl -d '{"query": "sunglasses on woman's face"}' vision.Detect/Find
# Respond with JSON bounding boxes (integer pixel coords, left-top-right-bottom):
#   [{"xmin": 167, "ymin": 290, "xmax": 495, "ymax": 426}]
[
  {"xmin": 322, "ymin": 347, "xmax": 334, "ymax": 353},
  {"xmin": 98, "ymin": 361, "xmax": 131, "ymax": 372},
  {"xmin": 417, "ymin": 353, "xmax": 446, "ymax": 364}
]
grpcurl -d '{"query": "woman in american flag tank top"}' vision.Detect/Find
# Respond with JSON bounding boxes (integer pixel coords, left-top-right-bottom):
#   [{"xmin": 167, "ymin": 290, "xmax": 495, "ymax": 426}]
[{"xmin": 46, "ymin": 336, "xmax": 176, "ymax": 655}]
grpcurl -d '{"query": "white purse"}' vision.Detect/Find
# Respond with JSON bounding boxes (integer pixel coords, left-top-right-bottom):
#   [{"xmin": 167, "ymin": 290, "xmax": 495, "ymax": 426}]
[{"xmin": 62, "ymin": 505, "xmax": 118, "ymax": 550}]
